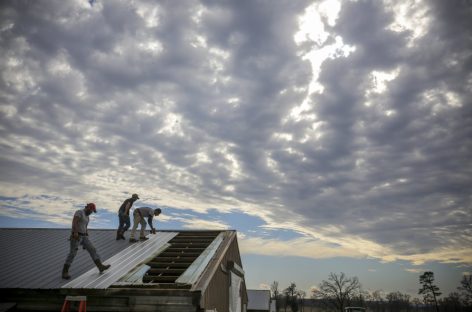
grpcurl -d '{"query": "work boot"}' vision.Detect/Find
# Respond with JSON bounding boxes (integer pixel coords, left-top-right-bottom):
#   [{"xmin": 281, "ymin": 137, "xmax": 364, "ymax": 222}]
[
  {"xmin": 116, "ymin": 230, "xmax": 121, "ymax": 240},
  {"xmin": 129, "ymin": 238, "xmax": 138, "ymax": 243},
  {"xmin": 62, "ymin": 264, "xmax": 71, "ymax": 280},
  {"xmin": 120, "ymin": 232, "xmax": 126, "ymax": 240},
  {"xmin": 94, "ymin": 260, "xmax": 111, "ymax": 274},
  {"xmin": 139, "ymin": 236, "xmax": 149, "ymax": 241}
]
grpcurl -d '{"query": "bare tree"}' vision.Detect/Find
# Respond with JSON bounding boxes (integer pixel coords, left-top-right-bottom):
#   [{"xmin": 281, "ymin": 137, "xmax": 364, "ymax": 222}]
[
  {"xmin": 419, "ymin": 271, "xmax": 441, "ymax": 312},
  {"xmin": 370, "ymin": 290, "xmax": 385, "ymax": 312},
  {"xmin": 297, "ymin": 290, "xmax": 306, "ymax": 312},
  {"xmin": 439, "ymin": 292, "xmax": 462, "ymax": 311},
  {"xmin": 386, "ymin": 291, "xmax": 410, "ymax": 312},
  {"xmin": 458, "ymin": 274, "xmax": 472, "ymax": 305},
  {"xmin": 312, "ymin": 272, "xmax": 362, "ymax": 312},
  {"xmin": 285, "ymin": 282, "xmax": 299, "ymax": 312},
  {"xmin": 412, "ymin": 298, "xmax": 422, "ymax": 312},
  {"xmin": 271, "ymin": 281, "xmax": 280, "ymax": 312},
  {"xmin": 351, "ymin": 290, "xmax": 368, "ymax": 308}
]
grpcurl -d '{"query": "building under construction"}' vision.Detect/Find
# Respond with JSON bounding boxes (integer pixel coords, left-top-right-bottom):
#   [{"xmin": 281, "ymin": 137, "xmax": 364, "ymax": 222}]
[{"xmin": 0, "ymin": 228, "xmax": 248, "ymax": 311}]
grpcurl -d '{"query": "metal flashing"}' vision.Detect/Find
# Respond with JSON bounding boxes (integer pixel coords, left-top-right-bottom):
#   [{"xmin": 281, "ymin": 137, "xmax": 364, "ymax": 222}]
[
  {"xmin": 62, "ymin": 232, "xmax": 177, "ymax": 289},
  {"xmin": 175, "ymin": 232, "xmax": 225, "ymax": 285},
  {"xmin": 191, "ymin": 231, "xmax": 236, "ymax": 293}
]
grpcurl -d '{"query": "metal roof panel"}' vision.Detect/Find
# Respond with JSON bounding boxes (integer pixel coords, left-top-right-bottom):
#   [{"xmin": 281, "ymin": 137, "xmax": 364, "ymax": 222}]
[
  {"xmin": 62, "ymin": 232, "xmax": 177, "ymax": 289},
  {"xmin": 0, "ymin": 229, "xmax": 131, "ymax": 289},
  {"xmin": 0, "ymin": 228, "xmax": 232, "ymax": 291}
]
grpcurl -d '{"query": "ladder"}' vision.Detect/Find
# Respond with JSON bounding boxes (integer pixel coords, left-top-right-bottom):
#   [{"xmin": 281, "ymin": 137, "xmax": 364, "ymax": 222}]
[{"xmin": 61, "ymin": 295, "xmax": 86, "ymax": 312}]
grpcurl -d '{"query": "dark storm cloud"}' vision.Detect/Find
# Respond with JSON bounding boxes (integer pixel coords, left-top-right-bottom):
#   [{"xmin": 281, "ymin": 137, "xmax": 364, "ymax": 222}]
[
  {"xmin": 286, "ymin": 0, "xmax": 472, "ymax": 255},
  {"xmin": 0, "ymin": 0, "xmax": 471, "ymax": 263}
]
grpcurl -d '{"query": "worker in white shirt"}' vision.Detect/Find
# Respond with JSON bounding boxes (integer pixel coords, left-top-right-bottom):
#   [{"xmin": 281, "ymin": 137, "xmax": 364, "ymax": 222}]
[
  {"xmin": 62, "ymin": 203, "xmax": 110, "ymax": 279},
  {"xmin": 129, "ymin": 207, "xmax": 161, "ymax": 243}
]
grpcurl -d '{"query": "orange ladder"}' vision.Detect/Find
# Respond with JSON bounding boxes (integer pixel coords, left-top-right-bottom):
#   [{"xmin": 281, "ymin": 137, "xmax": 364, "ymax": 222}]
[{"xmin": 61, "ymin": 295, "xmax": 86, "ymax": 312}]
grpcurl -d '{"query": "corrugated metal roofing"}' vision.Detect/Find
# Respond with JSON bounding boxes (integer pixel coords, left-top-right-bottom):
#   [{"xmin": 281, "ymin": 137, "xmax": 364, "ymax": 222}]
[
  {"xmin": 0, "ymin": 228, "xmax": 132, "ymax": 289},
  {"xmin": 62, "ymin": 232, "xmax": 178, "ymax": 289},
  {"xmin": 0, "ymin": 228, "xmax": 231, "ymax": 291}
]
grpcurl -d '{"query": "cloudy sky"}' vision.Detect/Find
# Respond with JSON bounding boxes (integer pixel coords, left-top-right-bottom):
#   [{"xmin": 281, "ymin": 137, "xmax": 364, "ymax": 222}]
[{"xmin": 1, "ymin": 0, "xmax": 471, "ymax": 297}]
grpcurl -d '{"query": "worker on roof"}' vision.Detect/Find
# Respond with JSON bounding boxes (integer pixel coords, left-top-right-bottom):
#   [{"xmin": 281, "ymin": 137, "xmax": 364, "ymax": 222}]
[
  {"xmin": 129, "ymin": 207, "xmax": 161, "ymax": 243},
  {"xmin": 116, "ymin": 193, "xmax": 139, "ymax": 240},
  {"xmin": 62, "ymin": 203, "xmax": 111, "ymax": 279}
]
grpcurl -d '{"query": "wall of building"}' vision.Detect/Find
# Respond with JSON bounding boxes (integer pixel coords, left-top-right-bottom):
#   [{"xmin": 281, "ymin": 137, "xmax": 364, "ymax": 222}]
[{"xmin": 199, "ymin": 233, "xmax": 248, "ymax": 312}]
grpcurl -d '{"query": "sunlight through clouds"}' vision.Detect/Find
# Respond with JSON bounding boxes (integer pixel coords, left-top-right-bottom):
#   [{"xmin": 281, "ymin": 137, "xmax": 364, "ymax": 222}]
[
  {"xmin": 290, "ymin": 0, "xmax": 355, "ymax": 125},
  {"xmin": 136, "ymin": 3, "xmax": 160, "ymax": 28},
  {"xmin": 370, "ymin": 68, "xmax": 400, "ymax": 94},
  {"xmin": 385, "ymin": 0, "xmax": 432, "ymax": 46},
  {"xmin": 158, "ymin": 112, "xmax": 184, "ymax": 136},
  {"xmin": 138, "ymin": 40, "xmax": 164, "ymax": 55}
]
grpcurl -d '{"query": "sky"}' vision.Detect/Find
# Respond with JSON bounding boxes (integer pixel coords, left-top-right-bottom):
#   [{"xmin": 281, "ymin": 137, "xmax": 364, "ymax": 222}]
[{"xmin": 0, "ymin": 0, "xmax": 471, "ymax": 299}]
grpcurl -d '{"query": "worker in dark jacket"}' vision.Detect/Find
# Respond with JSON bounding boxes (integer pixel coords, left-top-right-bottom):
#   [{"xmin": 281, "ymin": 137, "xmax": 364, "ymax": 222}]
[
  {"xmin": 129, "ymin": 207, "xmax": 161, "ymax": 243},
  {"xmin": 116, "ymin": 193, "xmax": 139, "ymax": 240},
  {"xmin": 62, "ymin": 203, "xmax": 111, "ymax": 279}
]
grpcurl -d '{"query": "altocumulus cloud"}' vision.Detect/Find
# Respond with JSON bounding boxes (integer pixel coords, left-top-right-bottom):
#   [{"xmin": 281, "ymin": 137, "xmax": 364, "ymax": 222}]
[{"xmin": 0, "ymin": 0, "xmax": 471, "ymax": 265}]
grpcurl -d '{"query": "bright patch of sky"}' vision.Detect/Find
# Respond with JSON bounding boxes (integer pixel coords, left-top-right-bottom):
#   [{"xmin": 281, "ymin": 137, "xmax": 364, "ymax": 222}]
[
  {"xmin": 370, "ymin": 68, "xmax": 400, "ymax": 94},
  {"xmin": 385, "ymin": 0, "xmax": 432, "ymax": 46},
  {"xmin": 290, "ymin": 0, "xmax": 355, "ymax": 123},
  {"xmin": 136, "ymin": 3, "xmax": 160, "ymax": 28}
]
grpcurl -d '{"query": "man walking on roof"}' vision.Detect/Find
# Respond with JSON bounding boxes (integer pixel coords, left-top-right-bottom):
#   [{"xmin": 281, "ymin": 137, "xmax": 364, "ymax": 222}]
[
  {"xmin": 62, "ymin": 203, "xmax": 111, "ymax": 279},
  {"xmin": 129, "ymin": 207, "xmax": 161, "ymax": 243},
  {"xmin": 116, "ymin": 193, "xmax": 139, "ymax": 240}
]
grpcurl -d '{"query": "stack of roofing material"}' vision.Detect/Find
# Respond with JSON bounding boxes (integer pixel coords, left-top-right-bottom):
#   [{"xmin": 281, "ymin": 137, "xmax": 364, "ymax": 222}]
[{"xmin": 62, "ymin": 231, "xmax": 178, "ymax": 289}]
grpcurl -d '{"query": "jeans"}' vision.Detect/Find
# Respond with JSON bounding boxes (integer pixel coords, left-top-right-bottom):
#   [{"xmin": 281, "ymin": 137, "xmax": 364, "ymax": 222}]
[
  {"xmin": 65, "ymin": 236, "xmax": 100, "ymax": 266},
  {"xmin": 118, "ymin": 214, "xmax": 130, "ymax": 233}
]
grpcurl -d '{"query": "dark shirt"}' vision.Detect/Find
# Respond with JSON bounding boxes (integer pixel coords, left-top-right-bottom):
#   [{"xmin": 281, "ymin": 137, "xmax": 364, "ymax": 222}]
[{"xmin": 118, "ymin": 198, "xmax": 134, "ymax": 216}]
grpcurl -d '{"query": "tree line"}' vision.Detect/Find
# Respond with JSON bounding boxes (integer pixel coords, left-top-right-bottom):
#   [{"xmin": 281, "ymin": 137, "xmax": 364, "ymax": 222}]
[{"xmin": 269, "ymin": 272, "xmax": 472, "ymax": 312}]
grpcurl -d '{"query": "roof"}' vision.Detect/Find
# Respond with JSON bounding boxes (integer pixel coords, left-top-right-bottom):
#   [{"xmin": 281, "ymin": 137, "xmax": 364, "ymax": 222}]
[
  {"xmin": 247, "ymin": 289, "xmax": 271, "ymax": 310},
  {"xmin": 0, "ymin": 228, "xmax": 228, "ymax": 290},
  {"xmin": 62, "ymin": 231, "xmax": 179, "ymax": 289},
  {"xmin": 0, "ymin": 229, "xmax": 130, "ymax": 289}
]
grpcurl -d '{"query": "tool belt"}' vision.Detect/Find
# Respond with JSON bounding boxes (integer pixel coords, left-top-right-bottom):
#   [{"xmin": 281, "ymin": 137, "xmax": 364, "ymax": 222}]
[{"xmin": 69, "ymin": 232, "xmax": 87, "ymax": 242}]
